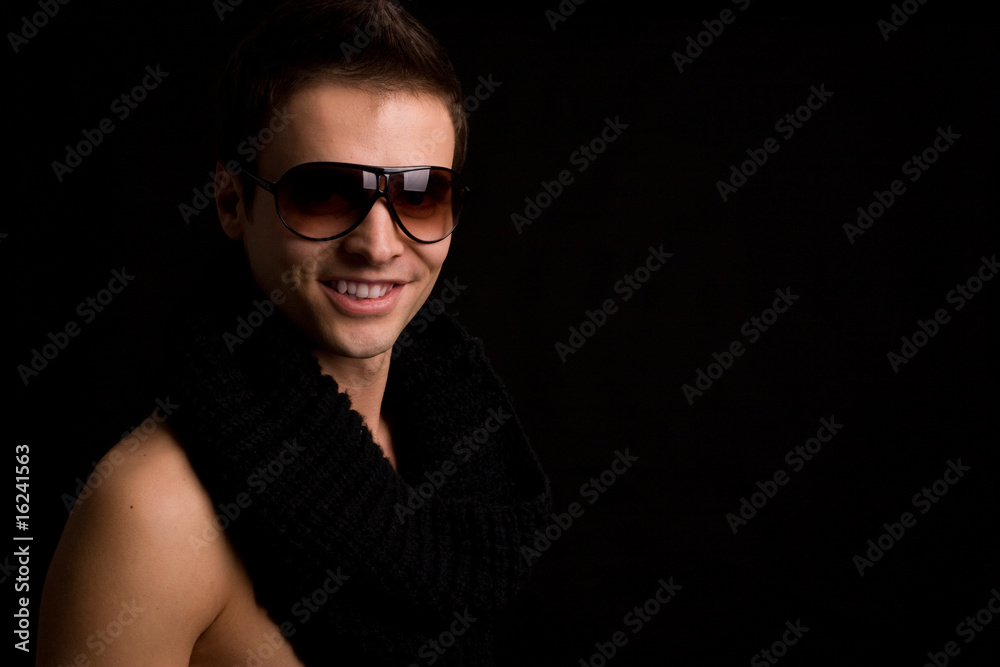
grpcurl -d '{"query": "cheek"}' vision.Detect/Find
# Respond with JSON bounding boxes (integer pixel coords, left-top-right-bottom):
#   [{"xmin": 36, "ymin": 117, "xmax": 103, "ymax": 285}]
[
  {"xmin": 281, "ymin": 242, "xmax": 337, "ymax": 289},
  {"xmin": 412, "ymin": 241, "xmax": 451, "ymax": 301},
  {"xmin": 426, "ymin": 237, "xmax": 451, "ymax": 268},
  {"xmin": 244, "ymin": 217, "xmax": 325, "ymax": 292},
  {"xmin": 420, "ymin": 241, "xmax": 450, "ymax": 279}
]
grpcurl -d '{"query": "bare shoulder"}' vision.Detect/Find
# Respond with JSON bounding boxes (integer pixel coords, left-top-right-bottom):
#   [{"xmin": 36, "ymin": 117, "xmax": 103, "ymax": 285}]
[{"xmin": 37, "ymin": 415, "xmax": 237, "ymax": 666}]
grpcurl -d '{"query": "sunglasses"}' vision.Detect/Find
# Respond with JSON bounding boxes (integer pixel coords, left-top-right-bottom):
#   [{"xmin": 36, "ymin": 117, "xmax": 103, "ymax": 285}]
[{"xmin": 242, "ymin": 161, "xmax": 468, "ymax": 244}]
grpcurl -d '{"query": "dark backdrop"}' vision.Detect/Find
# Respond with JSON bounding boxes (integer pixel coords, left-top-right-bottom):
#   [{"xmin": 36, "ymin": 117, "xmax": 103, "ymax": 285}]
[{"xmin": 5, "ymin": 1, "xmax": 998, "ymax": 665}]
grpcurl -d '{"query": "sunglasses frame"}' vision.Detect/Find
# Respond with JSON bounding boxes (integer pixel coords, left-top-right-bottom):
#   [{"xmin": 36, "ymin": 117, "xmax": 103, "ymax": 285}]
[{"xmin": 241, "ymin": 161, "xmax": 468, "ymax": 244}]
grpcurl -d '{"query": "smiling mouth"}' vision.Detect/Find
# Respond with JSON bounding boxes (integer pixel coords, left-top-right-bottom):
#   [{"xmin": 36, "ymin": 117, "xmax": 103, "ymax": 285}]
[{"xmin": 323, "ymin": 279, "xmax": 397, "ymax": 300}]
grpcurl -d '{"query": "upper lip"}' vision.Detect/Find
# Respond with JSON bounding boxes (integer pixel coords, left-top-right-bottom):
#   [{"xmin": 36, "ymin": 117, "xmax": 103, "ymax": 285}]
[{"xmin": 320, "ymin": 277, "xmax": 405, "ymax": 286}]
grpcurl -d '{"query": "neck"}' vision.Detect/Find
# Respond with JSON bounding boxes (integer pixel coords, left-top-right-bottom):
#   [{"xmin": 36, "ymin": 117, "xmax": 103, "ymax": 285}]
[{"xmin": 312, "ymin": 347, "xmax": 394, "ymax": 463}]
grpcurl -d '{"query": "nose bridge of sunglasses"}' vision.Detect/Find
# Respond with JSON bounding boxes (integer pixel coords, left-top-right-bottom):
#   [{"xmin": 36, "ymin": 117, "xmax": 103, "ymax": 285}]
[
  {"xmin": 361, "ymin": 176, "xmax": 400, "ymax": 224},
  {"xmin": 360, "ymin": 170, "xmax": 387, "ymax": 192}
]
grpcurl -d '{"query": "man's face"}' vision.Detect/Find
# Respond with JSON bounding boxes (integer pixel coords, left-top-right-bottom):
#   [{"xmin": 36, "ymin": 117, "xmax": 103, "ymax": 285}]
[{"xmin": 218, "ymin": 83, "xmax": 456, "ymax": 361}]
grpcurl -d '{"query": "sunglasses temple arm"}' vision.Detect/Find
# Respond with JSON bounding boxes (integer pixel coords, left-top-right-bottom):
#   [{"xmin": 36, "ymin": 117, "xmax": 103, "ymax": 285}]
[{"xmin": 238, "ymin": 165, "xmax": 278, "ymax": 194}]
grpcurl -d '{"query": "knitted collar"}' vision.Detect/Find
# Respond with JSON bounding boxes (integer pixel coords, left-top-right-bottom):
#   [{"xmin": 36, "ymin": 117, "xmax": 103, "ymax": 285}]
[{"xmin": 164, "ymin": 252, "xmax": 551, "ymax": 664}]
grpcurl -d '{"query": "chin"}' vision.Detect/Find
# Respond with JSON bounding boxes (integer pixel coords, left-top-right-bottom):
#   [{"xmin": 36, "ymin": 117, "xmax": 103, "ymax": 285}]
[
  {"xmin": 326, "ymin": 334, "xmax": 395, "ymax": 360},
  {"xmin": 315, "ymin": 319, "xmax": 401, "ymax": 360}
]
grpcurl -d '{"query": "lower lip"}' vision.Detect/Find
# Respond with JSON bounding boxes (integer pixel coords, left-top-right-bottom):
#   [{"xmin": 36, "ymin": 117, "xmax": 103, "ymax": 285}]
[{"xmin": 320, "ymin": 281, "xmax": 403, "ymax": 315}]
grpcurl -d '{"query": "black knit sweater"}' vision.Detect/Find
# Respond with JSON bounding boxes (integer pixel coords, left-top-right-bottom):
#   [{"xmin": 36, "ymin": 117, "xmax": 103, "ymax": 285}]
[{"xmin": 163, "ymin": 255, "xmax": 551, "ymax": 665}]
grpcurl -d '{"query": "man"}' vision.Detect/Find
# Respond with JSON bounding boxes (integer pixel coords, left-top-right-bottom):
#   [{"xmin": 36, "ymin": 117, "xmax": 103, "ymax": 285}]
[{"xmin": 37, "ymin": 1, "xmax": 551, "ymax": 664}]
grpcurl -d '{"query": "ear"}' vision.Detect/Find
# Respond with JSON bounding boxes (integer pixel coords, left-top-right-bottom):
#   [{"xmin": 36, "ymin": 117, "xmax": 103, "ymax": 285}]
[{"xmin": 215, "ymin": 161, "xmax": 246, "ymax": 240}]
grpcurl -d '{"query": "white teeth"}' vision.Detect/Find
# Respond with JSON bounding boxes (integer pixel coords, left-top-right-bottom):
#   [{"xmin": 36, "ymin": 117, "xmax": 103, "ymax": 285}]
[{"xmin": 332, "ymin": 280, "xmax": 393, "ymax": 299}]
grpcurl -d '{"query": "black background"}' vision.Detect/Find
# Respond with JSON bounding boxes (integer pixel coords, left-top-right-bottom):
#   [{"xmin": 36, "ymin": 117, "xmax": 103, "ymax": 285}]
[{"xmin": 4, "ymin": 1, "xmax": 998, "ymax": 665}]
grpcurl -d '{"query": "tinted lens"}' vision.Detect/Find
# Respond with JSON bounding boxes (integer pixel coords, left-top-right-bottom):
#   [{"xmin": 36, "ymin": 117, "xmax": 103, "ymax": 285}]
[
  {"xmin": 387, "ymin": 168, "xmax": 463, "ymax": 242},
  {"xmin": 277, "ymin": 164, "xmax": 370, "ymax": 239}
]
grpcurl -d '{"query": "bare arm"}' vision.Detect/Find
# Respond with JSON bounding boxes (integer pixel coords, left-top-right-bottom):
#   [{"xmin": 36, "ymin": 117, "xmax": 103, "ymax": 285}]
[{"xmin": 37, "ymin": 425, "xmax": 229, "ymax": 666}]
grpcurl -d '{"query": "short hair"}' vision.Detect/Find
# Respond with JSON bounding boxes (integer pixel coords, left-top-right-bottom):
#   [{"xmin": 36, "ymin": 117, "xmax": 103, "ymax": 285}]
[{"xmin": 215, "ymin": 0, "xmax": 468, "ymax": 207}]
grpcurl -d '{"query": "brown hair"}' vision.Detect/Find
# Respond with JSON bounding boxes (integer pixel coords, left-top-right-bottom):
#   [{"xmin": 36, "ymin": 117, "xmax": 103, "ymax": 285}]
[{"xmin": 216, "ymin": 0, "xmax": 467, "ymax": 206}]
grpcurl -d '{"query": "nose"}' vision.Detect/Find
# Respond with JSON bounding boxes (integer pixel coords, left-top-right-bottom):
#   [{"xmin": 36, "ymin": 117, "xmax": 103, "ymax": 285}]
[{"xmin": 338, "ymin": 193, "xmax": 406, "ymax": 266}]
